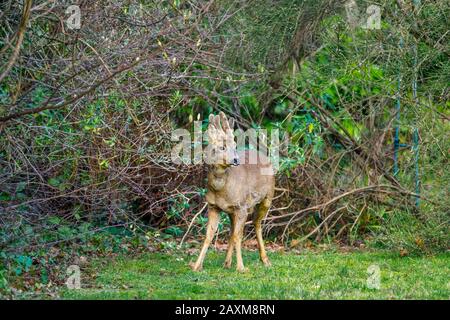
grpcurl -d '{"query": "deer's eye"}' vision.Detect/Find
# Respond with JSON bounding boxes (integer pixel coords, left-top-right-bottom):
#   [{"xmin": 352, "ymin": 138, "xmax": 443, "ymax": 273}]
[{"xmin": 219, "ymin": 145, "xmax": 226, "ymax": 151}]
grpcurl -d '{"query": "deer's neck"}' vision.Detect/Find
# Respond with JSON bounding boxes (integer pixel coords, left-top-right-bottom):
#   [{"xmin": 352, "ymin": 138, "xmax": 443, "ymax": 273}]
[{"xmin": 208, "ymin": 165, "xmax": 229, "ymax": 191}]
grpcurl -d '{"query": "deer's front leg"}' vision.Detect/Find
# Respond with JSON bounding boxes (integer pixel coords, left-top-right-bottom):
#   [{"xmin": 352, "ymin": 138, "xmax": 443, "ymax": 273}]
[
  {"xmin": 190, "ymin": 206, "xmax": 219, "ymax": 272},
  {"xmin": 233, "ymin": 210, "xmax": 248, "ymax": 272},
  {"xmin": 223, "ymin": 214, "xmax": 235, "ymax": 268}
]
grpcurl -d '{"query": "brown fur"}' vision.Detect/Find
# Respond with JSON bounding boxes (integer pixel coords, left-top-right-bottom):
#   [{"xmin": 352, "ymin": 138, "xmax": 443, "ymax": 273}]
[{"xmin": 190, "ymin": 112, "xmax": 275, "ymax": 272}]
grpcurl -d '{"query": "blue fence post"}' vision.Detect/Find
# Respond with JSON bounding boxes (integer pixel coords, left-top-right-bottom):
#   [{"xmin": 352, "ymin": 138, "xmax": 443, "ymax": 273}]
[
  {"xmin": 393, "ymin": 37, "xmax": 403, "ymax": 177},
  {"xmin": 412, "ymin": 43, "xmax": 420, "ymax": 207},
  {"xmin": 394, "ymin": 36, "xmax": 420, "ymax": 208}
]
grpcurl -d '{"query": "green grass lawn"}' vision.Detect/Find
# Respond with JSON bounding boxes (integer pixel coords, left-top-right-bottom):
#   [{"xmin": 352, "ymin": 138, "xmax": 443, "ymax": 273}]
[{"xmin": 62, "ymin": 249, "xmax": 450, "ymax": 299}]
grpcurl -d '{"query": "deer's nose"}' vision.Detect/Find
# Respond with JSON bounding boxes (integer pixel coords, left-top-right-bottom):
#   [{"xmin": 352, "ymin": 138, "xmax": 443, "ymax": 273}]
[{"xmin": 233, "ymin": 158, "xmax": 240, "ymax": 166}]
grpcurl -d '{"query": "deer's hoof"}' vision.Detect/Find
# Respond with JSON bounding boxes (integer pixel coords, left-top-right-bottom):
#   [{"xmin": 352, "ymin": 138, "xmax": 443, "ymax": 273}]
[
  {"xmin": 236, "ymin": 266, "xmax": 249, "ymax": 273},
  {"xmin": 223, "ymin": 261, "xmax": 232, "ymax": 269},
  {"xmin": 189, "ymin": 262, "xmax": 202, "ymax": 272},
  {"xmin": 262, "ymin": 258, "xmax": 272, "ymax": 267}
]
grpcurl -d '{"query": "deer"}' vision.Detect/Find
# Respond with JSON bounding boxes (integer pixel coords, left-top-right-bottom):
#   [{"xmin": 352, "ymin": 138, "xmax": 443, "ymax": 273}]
[{"xmin": 190, "ymin": 112, "xmax": 275, "ymax": 272}]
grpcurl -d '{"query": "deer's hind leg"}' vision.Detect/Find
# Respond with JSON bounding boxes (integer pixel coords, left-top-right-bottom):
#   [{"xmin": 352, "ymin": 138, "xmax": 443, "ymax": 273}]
[
  {"xmin": 253, "ymin": 198, "xmax": 271, "ymax": 267},
  {"xmin": 190, "ymin": 206, "xmax": 219, "ymax": 272}
]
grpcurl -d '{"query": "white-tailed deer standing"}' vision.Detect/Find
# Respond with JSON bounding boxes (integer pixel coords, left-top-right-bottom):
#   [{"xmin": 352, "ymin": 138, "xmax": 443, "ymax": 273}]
[{"xmin": 190, "ymin": 112, "xmax": 275, "ymax": 272}]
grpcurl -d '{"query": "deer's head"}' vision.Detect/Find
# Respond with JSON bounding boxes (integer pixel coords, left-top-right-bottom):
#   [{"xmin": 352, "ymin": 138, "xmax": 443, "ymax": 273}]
[{"xmin": 206, "ymin": 112, "xmax": 239, "ymax": 167}]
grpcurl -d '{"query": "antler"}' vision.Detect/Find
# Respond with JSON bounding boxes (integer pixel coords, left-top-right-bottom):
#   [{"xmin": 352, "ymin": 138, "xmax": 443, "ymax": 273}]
[
  {"xmin": 219, "ymin": 111, "xmax": 234, "ymax": 135},
  {"xmin": 208, "ymin": 112, "xmax": 235, "ymax": 144},
  {"xmin": 207, "ymin": 114, "xmax": 222, "ymax": 144}
]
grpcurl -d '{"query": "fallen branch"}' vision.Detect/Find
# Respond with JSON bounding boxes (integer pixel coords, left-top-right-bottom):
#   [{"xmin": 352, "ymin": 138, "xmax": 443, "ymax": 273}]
[{"xmin": 179, "ymin": 202, "xmax": 208, "ymax": 247}]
